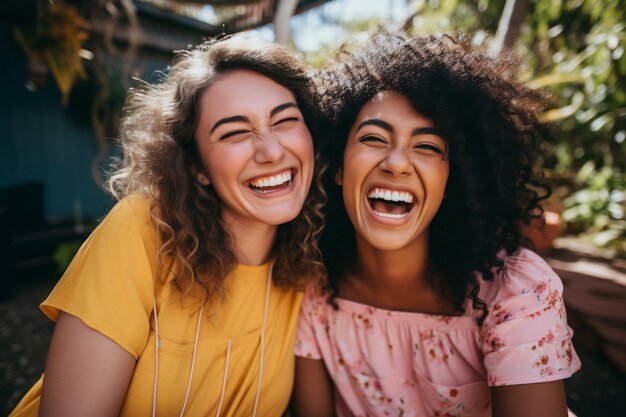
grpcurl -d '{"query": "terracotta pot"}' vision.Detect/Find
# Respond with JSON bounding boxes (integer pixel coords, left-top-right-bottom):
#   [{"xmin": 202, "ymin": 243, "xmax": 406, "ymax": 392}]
[{"xmin": 521, "ymin": 211, "xmax": 561, "ymax": 253}]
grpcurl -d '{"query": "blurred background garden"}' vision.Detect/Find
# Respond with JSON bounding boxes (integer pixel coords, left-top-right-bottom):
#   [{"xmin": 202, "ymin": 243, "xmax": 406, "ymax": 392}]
[{"xmin": 1, "ymin": 0, "xmax": 625, "ymax": 415}]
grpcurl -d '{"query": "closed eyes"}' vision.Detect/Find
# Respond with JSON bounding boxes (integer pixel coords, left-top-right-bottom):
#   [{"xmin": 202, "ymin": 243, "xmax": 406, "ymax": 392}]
[
  {"xmin": 273, "ymin": 116, "xmax": 301, "ymax": 126},
  {"xmin": 358, "ymin": 136, "xmax": 444, "ymax": 154},
  {"xmin": 414, "ymin": 143, "xmax": 444, "ymax": 153},
  {"xmin": 220, "ymin": 129, "xmax": 250, "ymax": 140},
  {"xmin": 357, "ymin": 135, "xmax": 387, "ymax": 144},
  {"xmin": 219, "ymin": 117, "xmax": 301, "ymax": 140}
]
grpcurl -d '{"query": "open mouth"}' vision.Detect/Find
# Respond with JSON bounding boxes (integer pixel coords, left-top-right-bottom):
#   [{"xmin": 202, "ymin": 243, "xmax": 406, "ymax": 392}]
[
  {"xmin": 248, "ymin": 169, "xmax": 295, "ymax": 194},
  {"xmin": 367, "ymin": 187, "xmax": 416, "ymax": 219}
]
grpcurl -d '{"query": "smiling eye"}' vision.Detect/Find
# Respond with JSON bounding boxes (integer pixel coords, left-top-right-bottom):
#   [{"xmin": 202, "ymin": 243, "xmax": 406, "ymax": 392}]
[
  {"xmin": 220, "ymin": 130, "xmax": 250, "ymax": 140},
  {"xmin": 358, "ymin": 135, "xmax": 387, "ymax": 145},
  {"xmin": 414, "ymin": 143, "xmax": 444, "ymax": 153},
  {"xmin": 273, "ymin": 117, "xmax": 300, "ymax": 126}
]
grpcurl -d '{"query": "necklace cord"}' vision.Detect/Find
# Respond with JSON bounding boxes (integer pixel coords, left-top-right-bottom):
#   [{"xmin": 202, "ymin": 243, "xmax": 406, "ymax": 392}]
[
  {"xmin": 178, "ymin": 295, "xmax": 205, "ymax": 417},
  {"xmin": 151, "ymin": 261, "xmax": 273, "ymax": 417},
  {"xmin": 151, "ymin": 295, "xmax": 159, "ymax": 417},
  {"xmin": 214, "ymin": 339, "xmax": 232, "ymax": 417},
  {"xmin": 251, "ymin": 261, "xmax": 273, "ymax": 417}
]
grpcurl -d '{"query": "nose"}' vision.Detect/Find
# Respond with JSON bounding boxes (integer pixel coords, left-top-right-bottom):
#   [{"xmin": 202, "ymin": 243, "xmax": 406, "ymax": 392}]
[
  {"xmin": 380, "ymin": 147, "xmax": 411, "ymax": 176},
  {"xmin": 253, "ymin": 132, "xmax": 285, "ymax": 164}
]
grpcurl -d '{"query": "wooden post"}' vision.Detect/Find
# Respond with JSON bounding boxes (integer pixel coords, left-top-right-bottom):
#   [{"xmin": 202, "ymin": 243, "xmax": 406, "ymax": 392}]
[
  {"xmin": 491, "ymin": 0, "xmax": 530, "ymax": 54},
  {"xmin": 274, "ymin": 0, "xmax": 299, "ymax": 45}
]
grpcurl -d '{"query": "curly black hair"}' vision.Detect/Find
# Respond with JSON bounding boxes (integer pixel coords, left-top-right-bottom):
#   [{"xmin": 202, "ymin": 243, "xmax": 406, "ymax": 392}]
[{"xmin": 316, "ymin": 30, "xmax": 550, "ymax": 322}]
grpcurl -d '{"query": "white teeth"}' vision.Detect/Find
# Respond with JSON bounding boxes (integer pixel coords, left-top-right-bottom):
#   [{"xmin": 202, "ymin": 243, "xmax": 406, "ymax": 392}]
[
  {"xmin": 367, "ymin": 188, "xmax": 414, "ymax": 204},
  {"xmin": 251, "ymin": 170, "xmax": 292, "ymax": 189},
  {"xmin": 373, "ymin": 210, "xmax": 409, "ymax": 219}
]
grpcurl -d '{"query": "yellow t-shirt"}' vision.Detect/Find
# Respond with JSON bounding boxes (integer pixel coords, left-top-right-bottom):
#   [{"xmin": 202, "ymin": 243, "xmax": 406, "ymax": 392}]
[{"xmin": 10, "ymin": 195, "xmax": 304, "ymax": 417}]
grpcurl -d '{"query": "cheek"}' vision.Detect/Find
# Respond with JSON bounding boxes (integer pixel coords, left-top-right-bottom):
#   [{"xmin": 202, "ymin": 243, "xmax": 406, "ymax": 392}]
[
  {"xmin": 342, "ymin": 149, "xmax": 377, "ymax": 188},
  {"xmin": 295, "ymin": 128, "xmax": 314, "ymax": 161},
  {"xmin": 343, "ymin": 145, "xmax": 365, "ymax": 171},
  {"xmin": 303, "ymin": 139, "xmax": 315, "ymax": 166},
  {"xmin": 438, "ymin": 163, "xmax": 450, "ymax": 189},
  {"xmin": 423, "ymin": 163, "xmax": 450, "ymax": 200},
  {"xmin": 341, "ymin": 183, "xmax": 359, "ymax": 224},
  {"xmin": 280, "ymin": 124, "xmax": 313, "ymax": 151},
  {"xmin": 340, "ymin": 157, "xmax": 366, "ymax": 220},
  {"xmin": 202, "ymin": 145, "xmax": 248, "ymax": 181}
]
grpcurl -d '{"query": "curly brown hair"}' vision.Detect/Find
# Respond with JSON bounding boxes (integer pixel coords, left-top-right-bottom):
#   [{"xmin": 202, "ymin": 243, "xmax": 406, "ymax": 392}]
[
  {"xmin": 316, "ymin": 30, "xmax": 550, "ymax": 322},
  {"xmin": 108, "ymin": 35, "xmax": 326, "ymax": 303}
]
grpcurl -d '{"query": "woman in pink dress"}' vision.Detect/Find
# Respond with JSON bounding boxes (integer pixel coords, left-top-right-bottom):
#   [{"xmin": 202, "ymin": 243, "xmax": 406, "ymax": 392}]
[{"xmin": 292, "ymin": 31, "xmax": 581, "ymax": 417}]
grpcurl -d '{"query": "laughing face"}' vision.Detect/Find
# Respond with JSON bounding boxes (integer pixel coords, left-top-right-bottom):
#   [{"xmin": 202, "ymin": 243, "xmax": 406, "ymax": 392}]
[
  {"xmin": 193, "ymin": 69, "xmax": 314, "ymax": 229},
  {"xmin": 339, "ymin": 91, "xmax": 449, "ymax": 252}
]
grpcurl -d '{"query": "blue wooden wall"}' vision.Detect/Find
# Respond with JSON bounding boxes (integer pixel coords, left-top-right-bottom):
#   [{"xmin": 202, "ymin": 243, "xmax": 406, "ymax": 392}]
[
  {"xmin": 0, "ymin": 30, "xmax": 157, "ymax": 223},
  {"xmin": 0, "ymin": 20, "xmax": 207, "ymax": 224}
]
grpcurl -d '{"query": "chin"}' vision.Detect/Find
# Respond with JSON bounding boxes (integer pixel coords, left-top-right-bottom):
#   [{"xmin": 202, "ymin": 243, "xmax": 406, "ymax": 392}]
[
  {"xmin": 361, "ymin": 232, "xmax": 411, "ymax": 252},
  {"xmin": 265, "ymin": 210, "xmax": 302, "ymax": 226},
  {"xmin": 274, "ymin": 216, "xmax": 300, "ymax": 226}
]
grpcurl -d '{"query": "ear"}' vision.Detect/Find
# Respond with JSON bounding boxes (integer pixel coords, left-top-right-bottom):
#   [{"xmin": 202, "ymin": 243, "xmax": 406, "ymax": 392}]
[
  {"xmin": 334, "ymin": 168, "xmax": 343, "ymax": 186},
  {"xmin": 190, "ymin": 165, "xmax": 210, "ymax": 186}
]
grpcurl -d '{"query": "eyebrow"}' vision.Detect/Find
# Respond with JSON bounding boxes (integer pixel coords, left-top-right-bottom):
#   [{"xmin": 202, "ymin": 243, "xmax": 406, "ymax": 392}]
[
  {"xmin": 210, "ymin": 102, "xmax": 299, "ymax": 134},
  {"xmin": 210, "ymin": 115, "xmax": 249, "ymax": 134},
  {"xmin": 411, "ymin": 127, "xmax": 443, "ymax": 137},
  {"xmin": 356, "ymin": 119, "xmax": 443, "ymax": 137},
  {"xmin": 356, "ymin": 118, "xmax": 393, "ymax": 133},
  {"xmin": 270, "ymin": 102, "xmax": 299, "ymax": 118}
]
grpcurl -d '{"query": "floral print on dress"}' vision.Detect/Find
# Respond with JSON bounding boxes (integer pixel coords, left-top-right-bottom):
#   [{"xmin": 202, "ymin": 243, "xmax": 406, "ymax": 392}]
[
  {"xmin": 418, "ymin": 329, "xmax": 456, "ymax": 364},
  {"xmin": 295, "ymin": 248, "xmax": 581, "ymax": 417}
]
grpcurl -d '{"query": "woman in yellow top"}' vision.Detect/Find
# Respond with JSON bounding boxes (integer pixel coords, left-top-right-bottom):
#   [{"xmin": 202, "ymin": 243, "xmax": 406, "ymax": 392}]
[{"xmin": 10, "ymin": 35, "xmax": 324, "ymax": 417}]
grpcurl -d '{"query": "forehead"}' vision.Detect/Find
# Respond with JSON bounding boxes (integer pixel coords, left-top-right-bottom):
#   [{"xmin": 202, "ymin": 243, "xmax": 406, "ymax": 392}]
[
  {"xmin": 199, "ymin": 69, "xmax": 297, "ymax": 121},
  {"xmin": 354, "ymin": 91, "xmax": 432, "ymax": 125}
]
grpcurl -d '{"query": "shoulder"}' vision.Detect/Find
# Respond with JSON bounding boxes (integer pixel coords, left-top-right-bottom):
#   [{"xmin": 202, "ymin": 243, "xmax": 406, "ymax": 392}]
[
  {"xmin": 477, "ymin": 248, "xmax": 565, "ymax": 327},
  {"xmin": 477, "ymin": 249, "xmax": 581, "ymax": 385},
  {"xmin": 500, "ymin": 247, "xmax": 558, "ymax": 279},
  {"xmin": 93, "ymin": 194, "xmax": 156, "ymax": 245},
  {"xmin": 55, "ymin": 193, "xmax": 159, "ymax": 284},
  {"xmin": 478, "ymin": 248, "xmax": 561, "ymax": 305},
  {"xmin": 299, "ymin": 286, "xmax": 335, "ymax": 323},
  {"xmin": 41, "ymin": 195, "xmax": 159, "ymax": 356},
  {"xmin": 301, "ymin": 286, "xmax": 330, "ymax": 309},
  {"xmin": 500, "ymin": 248, "xmax": 562, "ymax": 298},
  {"xmin": 104, "ymin": 194, "xmax": 152, "ymax": 227}
]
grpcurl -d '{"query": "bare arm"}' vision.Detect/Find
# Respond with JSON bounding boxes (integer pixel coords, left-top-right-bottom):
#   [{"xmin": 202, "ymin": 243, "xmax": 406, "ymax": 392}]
[
  {"xmin": 40, "ymin": 312, "xmax": 136, "ymax": 417},
  {"xmin": 491, "ymin": 380, "xmax": 569, "ymax": 417},
  {"xmin": 291, "ymin": 357, "xmax": 334, "ymax": 417}
]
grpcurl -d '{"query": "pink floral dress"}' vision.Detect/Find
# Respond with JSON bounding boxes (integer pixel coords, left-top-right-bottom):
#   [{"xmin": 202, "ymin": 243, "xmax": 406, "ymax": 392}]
[{"xmin": 295, "ymin": 249, "xmax": 581, "ymax": 417}]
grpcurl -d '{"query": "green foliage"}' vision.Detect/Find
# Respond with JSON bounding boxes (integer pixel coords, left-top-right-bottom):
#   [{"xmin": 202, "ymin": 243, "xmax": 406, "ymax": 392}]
[
  {"xmin": 524, "ymin": 0, "xmax": 626, "ymax": 173},
  {"xmin": 407, "ymin": 0, "xmax": 504, "ymax": 36},
  {"xmin": 521, "ymin": 0, "xmax": 626, "ymax": 253},
  {"xmin": 562, "ymin": 162, "xmax": 626, "ymax": 251}
]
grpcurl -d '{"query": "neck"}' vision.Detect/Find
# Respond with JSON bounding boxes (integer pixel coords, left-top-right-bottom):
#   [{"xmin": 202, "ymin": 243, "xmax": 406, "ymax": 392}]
[
  {"xmin": 221, "ymin": 212, "xmax": 277, "ymax": 266},
  {"xmin": 342, "ymin": 231, "xmax": 448, "ymax": 313},
  {"xmin": 353, "ymin": 232, "xmax": 429, "ymax": 289}
]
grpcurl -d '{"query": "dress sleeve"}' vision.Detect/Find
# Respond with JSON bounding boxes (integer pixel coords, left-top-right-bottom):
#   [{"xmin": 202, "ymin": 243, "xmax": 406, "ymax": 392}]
[
  {"xmin": 41, "ymin": 196, "xmax": 158, "ymax": 359},
  {"xmin": 480, "ymin": 249, "xmax": 581, "ymax": 387},
  {"xmin": 294, "ymin": 288, "xmax": 323, "ymax": 360}
]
